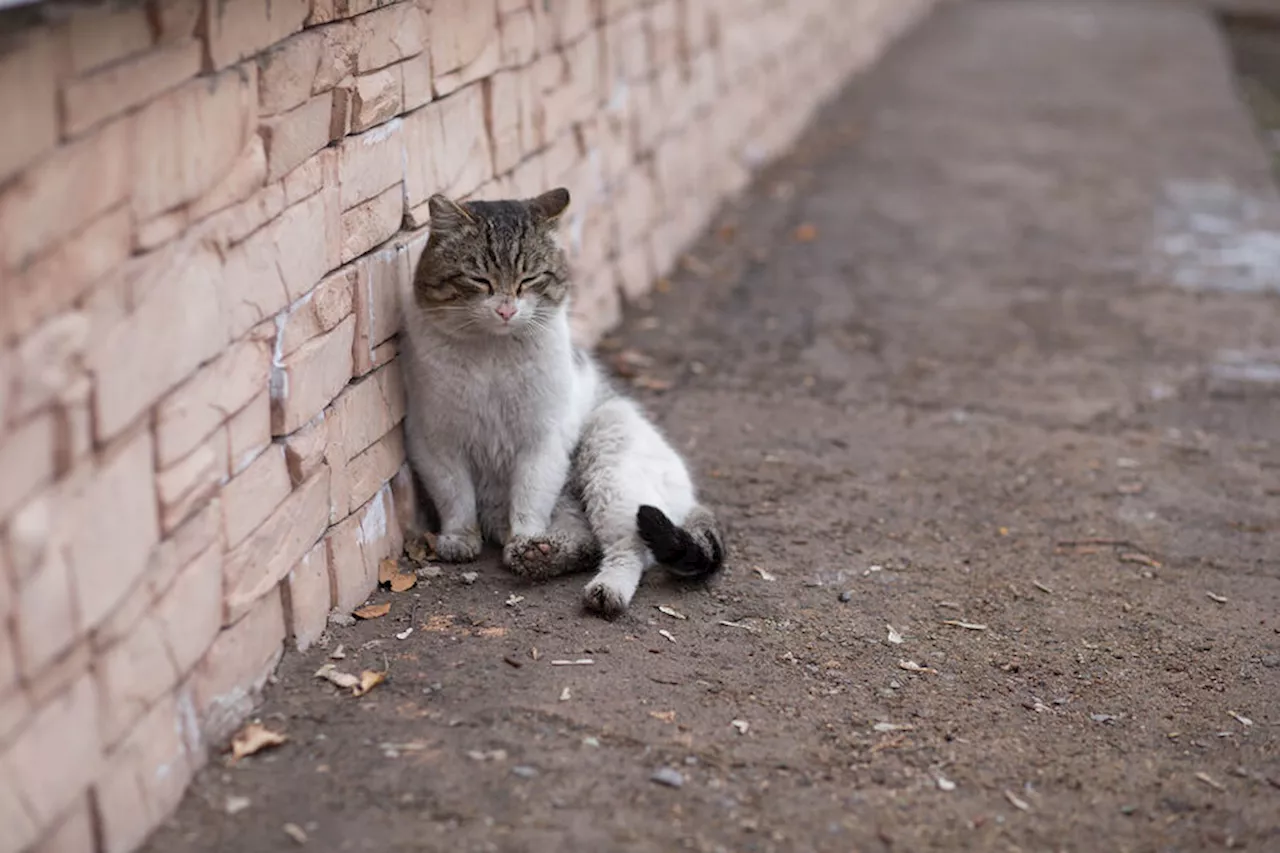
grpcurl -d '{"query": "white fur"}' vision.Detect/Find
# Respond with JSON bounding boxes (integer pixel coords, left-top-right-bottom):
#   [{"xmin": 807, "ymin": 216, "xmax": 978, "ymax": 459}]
[{"xmin": 398, "ymin": 284, "xmax": 700, "ymax": 615}]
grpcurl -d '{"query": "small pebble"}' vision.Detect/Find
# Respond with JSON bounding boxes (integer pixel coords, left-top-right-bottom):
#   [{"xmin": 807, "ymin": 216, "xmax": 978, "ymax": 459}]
[
  {"xmin": 838, "ymin": 590, "xmax": 853, "ymax": 603},
  {"xmin": 650, "ymin": 767, "xmax": 685, "ymax": 788},
  {"xmin": 511, "ymin": 766, "xmax": 539, "ymax": 779}
]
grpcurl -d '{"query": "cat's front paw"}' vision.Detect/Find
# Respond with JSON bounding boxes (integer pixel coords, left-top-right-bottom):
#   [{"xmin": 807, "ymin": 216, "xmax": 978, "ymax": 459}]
[
  {"xmin": 582, "ymin": 578, "xmax": 629, "ymax": 619},
  {"xmin": 503, "ymin": 535, "xmax": 558, "ymax": 580},
  {"xmin": 436, "ymin": 530, "xmax": 482, "ymax": 563}
]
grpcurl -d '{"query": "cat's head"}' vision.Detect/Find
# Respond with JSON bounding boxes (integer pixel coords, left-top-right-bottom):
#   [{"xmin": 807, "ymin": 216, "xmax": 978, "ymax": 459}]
[{"xmin": 413, "ymin": 188, "xmax": 572, "ymax": 337}]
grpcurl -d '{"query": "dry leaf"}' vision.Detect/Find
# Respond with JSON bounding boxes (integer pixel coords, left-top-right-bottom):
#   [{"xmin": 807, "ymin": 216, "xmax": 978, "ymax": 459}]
[
  {"xmin": 476, "ymin": 626, "xmax": 508, "ymax": 638},
  {"xmin": 752, "ymin": 567, "xmax": 777, "ymax": 582},
  {"xmin": 941, "ymin": 619, "xmax": 988, "ymax": 631},
  {"xmin": 658, "ymin": 629, "xmax": 677, "ymax": 644},
  {"xmin": 353, "ymin": 602, "xmax": 391, "ymax": 619},
  {"xmin": 390, "ymin": 572, "xmax": 416, "ymax": 593},
  {"xmin": 1119, "ymin": 552, "xmax": 1162, "ymax": 568},
  {"xmin": 656, "ymin": 605, "xmax": 687, "ymax": 620},
  {"xmin": 314, "ymin": 664, "xmax": 360, "ymax": 690},
  {"xmin": 649, "ymin": 710, "xmax": 676, "ymax": 723},
  {"xmin": 1230, "ymin": 711, "xmax": 1253, "ymax": 727},
  {"xmin": 378, "ymin": 558, "xmax": 397, "ymax": 585},
  {"xmin": 1195, "ymin": 771, "xmax": 1226, "ymax": 791},
  {"xmin": 230, "ymin": 722, "xmax": 287, "ymax": 762},
  {"xmin": 353, "ymin": 670, "xmax": 386, "ymax": 697},
  {"xmin": 793, "ymin": 223, "xmax": 818, "ymax": 243},
  {"xmin": 886, "ymin": 625, "xmax": 904, "ymax": 644},
  {"xmin": 1004, "ymin": 790, "xmax": 1031, "ymax": 812},
  {"xmin": 423, "ymin": 614, "xmax": 456, "ymax": 632},
  {"xmin": 379, "ymin": 557, "xmax": 417, "ymax": 592},
  {"xmin": 283, "ymin": 823, "xmax": 308, "ymax": 845}
]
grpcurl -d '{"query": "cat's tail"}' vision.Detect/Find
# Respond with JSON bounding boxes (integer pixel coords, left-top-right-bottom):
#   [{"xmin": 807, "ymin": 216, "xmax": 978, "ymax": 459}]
[{"xmin": 636, "ymin": 504, "xmax": 724, "ymax": 580}]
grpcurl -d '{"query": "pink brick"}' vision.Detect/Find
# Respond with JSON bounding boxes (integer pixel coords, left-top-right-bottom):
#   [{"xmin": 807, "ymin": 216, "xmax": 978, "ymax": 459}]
[
  {"xmin": 140, "ymin": 499, "xmax": 224, "ymax": 606},
  {"xmin": 132, "ymin": 64, "xmax": 256, "ymax": 220},
  {"xmin": 0, "ymin": 411, "xmax": 56, "ymax": 523},
  {"xmin": 280, "ymin": 268, "xmax": 355, "ymax": 357},
  {"xmin": 339, "ymin": 120, "xmax": 404, "ymax": 210},
  {"xmin": 66, "ymin": 431, "xmax": 160, "ymax": 630},
  {"xmin": 32, "ymin": 793, "xmax": 95, "ymax": 853},
  {"xmin": 326, "ymin": 483, "xmax": 401, "ymax": 613},
  {"xmin": 227, "ymin": 390, "xmax": 272, "ymax": 476},
  {"xmin": 486, "ymin": 70, "xmax": 528, "ymax": 175},
  {"xmin": 203, "ymin": 180, "xmax": 287, "ymax": 247},
  {"xmin": 150, "ymin": 0, "xmax": 203, "ymax": 44},
  {"xmin": 341, "ymin": 183, "xmax": 403, "ymax": 263},
  {"xmin": 186, "ymin": 134, "xmax": 268, "ymax": 226},
  {"xmin": 7, "ymin": 675, "xmax": 100, "ymax": 830},
  {"xmin": 0, "ymin": 116, "xmax": 131, "ymax": 273},
  {"xmin": 53, "ymin": 377, "xmax": 93, "ymax": 478},
  {"xmin": 432, "ymin": 0, "xmax": 499, "ymax": 79},
  {"xmin": 155, "ymin": 335, "xmax": 272, "ymax": 467},
  {"xmin": 204, "ymin": 0, "xmax": 310, "ymax": 70},
  {"xmin": 0, "ymin": 28, "xmax": 57, "ymax": 183},
  {"xmin": 63, "ymin": 39, "xmax": 202, "ymax": 137},
  {"xmin": 156, "ymin": 431, "xmax": 227, "ymax": 534},
  {"xmin": 347, "ymin": 65, "xmax": 404, "ymax": 132},
  {"xmin": 283, "ymin": 414, "xmax": 328, "ymax": 485},
  {"xmin": 68, "ymin": 1, "xmax": 152, "ymax": 75},
  {"xmin": 275, "ymin": 189, "xmax": 343, "ymax": 300},
  {"xmin": 257, "ymin": 29, "xmax": 325, "ymax": 116},
  {"xmin": 401, "ymin": 53, "xmax": 434, "ymax": 112},
  {"xmin": 339, "ymin": 426, "xmax": 405, "ymax": 517},
  {"xmin": 285, "ymin": 540, "xmax": 330, "ymax": 651},
  {"xmin": 353, "ymin": 2, "xmax": 428, "ymax": 73},
  {"xmin": 500, "ymin": 8, "xmax": 537, "ymax": 68},
  {"xmin": 222, "ymin": 444, "xmax": 293, "ymax": 549},
  {"xmin": 570, "ymin": 272, "xmax": 621, "ymax": 345},
  {"xmin": 262, "ymin": 93, "xmax": 336, "ymax": 183},
  {"xmin": 13, "ymin": 539, "xmax": 78, "ymax": 679},
  {"xmin": 0, "ymin": 748, "xmax": 40, "ymax": 850},
  {"xmin": 90, "ymin": 237, "xmax": 226, "ymax": 440},
  {"xmin": 605, "ymin": 12, "xmax": 648, "ymax": 83},
  {"xmin": 283, "ymin": 147, "xmax": 334, "ymax": 206},
  {"xmin": 551, "ymin": 0, "xmax": 595, "ymax": 44},
  {"xmin": 152, "ymin": 544, "xmax": 223, "ymax": 675},
  {"xmin": 194, "ymin": 587, "xmax": 285, "ymax": 741},
  {"xmin": 224, "ymin": 467, "xmax": 330, "ymax": 623},
  {"xmin": 271, "ymin": 315, "xmax": 355, "ymax": 435},
  {"xmin": 404, "ymin": 83, "xmax": 493, "ymax": 207},
  {"xmin": 96, "ymin": 692, "xmax": 199, "ymax": 853},
  {"xmin": 615, "ymin": 242, "xmax": 654, "ymax": 300},
  {"xmin": 95, "ymin": 612, "xmax": 180, "ymax": 748},
  {"xmin": 352, "ymin": 245, "xmax": 406, "ymax": 373}
]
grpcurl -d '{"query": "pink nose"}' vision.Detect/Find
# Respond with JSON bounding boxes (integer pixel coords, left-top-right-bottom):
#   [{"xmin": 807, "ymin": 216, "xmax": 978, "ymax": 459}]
[{"xmin": 495, "ymin": 302, "xmax": 517, "ymax": 322}]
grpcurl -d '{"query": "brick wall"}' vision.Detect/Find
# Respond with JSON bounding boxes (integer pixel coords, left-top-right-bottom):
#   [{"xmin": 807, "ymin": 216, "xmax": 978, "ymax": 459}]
[{"xmin": 0, "ymin": 0, "xmax": 933, "ymax": 849}]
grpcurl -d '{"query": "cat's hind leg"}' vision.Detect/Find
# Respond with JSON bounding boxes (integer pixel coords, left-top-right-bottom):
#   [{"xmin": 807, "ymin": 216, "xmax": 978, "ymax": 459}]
[
  {"xmin": 504, "ymin": 493, "xmax": 601, "ymax": 581},
  {"xmin": 582, "ymin": 536, "xmax": 649, "ymax": 618}
]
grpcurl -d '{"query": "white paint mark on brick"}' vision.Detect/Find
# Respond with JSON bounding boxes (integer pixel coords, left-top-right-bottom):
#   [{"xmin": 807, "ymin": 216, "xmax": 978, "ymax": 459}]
[
  {"xmin": 361, "ymin": 116, "xmax": 403, "ymax": 146},
  {"xmin": 1151, "ymin": 182, "xmax": 1280, "ymax": 294},
  {"xmin": 357, "ymin": 486, "xmax": 387, "ymax": 545}
]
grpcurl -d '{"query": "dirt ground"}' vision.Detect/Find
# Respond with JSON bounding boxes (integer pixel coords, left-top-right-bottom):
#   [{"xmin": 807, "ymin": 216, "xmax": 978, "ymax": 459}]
[{"xmin": 146, "ymin": 2, "xmax": 1280, "ymax": 851}]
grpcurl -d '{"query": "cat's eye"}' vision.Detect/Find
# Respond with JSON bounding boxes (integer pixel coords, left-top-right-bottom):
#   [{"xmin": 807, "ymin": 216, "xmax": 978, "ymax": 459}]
[
  {"xmin": 466, "ymin": 275, "xmax": 494, "ymax": 294},
  {"xmin": 516, "ymin": 274, "xmax": 542, "ymax": 295}
]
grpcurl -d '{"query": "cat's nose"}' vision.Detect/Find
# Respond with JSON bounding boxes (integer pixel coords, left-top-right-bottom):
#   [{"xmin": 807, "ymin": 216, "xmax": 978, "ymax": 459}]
[{"xmin": 495, "ymin": 302, "xmax": 517, "ymax": 322}]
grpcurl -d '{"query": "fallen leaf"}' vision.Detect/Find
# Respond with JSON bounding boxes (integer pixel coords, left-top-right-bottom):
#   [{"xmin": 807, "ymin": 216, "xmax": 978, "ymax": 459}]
[
  {"xmin": 649, "ymin": 710, "xmax": 676, "ymax": 723},
  {"xmin": 379, "ymin": 557, "xmax": 418, "ymax": 592},
  {"xmin": 283, "ymin": 823, "xmax": 308, "ymax": 845},
  {"xmin": 390, "ymin": 572, "xmax": 416, "ymax": 593},
  {"xmin": 476, "ymin": 626, "xmax": 508, "ymax": 638},
  {"xmin": 656, "ymin": 605, "xmax": 687, "ymax": 620},
  {"xmin": 941, "ymin": 619, "xmax": 988, "ymax": 631},
  {"xmin": 658, "ymin": 629, "xmax": 677, "ymax": 644},
  {"xmin": 353, "ymin": 602, "xmax": 391, "ymax": 620},
  {"xmin": 752, "ymin": 567, "xmax": 777, "ymax": 582},
  {"xmin": 423, "ymin": 614, "xmax": 456, "ymax": 632},
  {"xmin": 1119, "ymin": 552, "xmax": 1162, "ymax": 568},
  {"xmin": 899, "ymin": 660, "xmax": 937, "ymax": 674},
  {"xmin": 886, "ymin": 625, "xmax": 904, "ymax": 644},
  {"xmin": 1004, "ymin": 790, "xmax": 1031, "ymax": 812},
  {"xmin": 873, "ymin": 722, "xmax": 914, "ymax": 733},
  {"xmin": 353, "ymin": 670, "xmax": 386, "ymax": 697},
  {"xmin": 378, "ymin": 558, "xmax": 397, "ymax": 585},
  {"xmin": 793, "ymin": 223, "xmax": 818, "ymax": 243},
  {"xmin": 1195, "ymin": 771, "xmax": 1226, "ymax": 791},
  {"xmin": 314, "ymin": 664, "xmax": 359, "ymax": 690},
  {"xmin": 229, "ymin": 722, "xmax": 287, "ymax": 762}
]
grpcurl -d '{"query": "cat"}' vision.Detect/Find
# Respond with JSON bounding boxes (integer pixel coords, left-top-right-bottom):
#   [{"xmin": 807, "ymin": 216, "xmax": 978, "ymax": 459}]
[{"xmin": 398, "ymin": 187, "xmax": 723, "ymax": 617}]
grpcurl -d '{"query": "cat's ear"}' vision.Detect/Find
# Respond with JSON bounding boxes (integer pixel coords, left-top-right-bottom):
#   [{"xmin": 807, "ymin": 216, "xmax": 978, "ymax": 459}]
[
  {"xmin": 427, "ymin": 194, "xmax": 474, "ymax": 233},
  {"xmin": 529, "ymin": 187, "xmax": 570, "ymax": 225}
]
